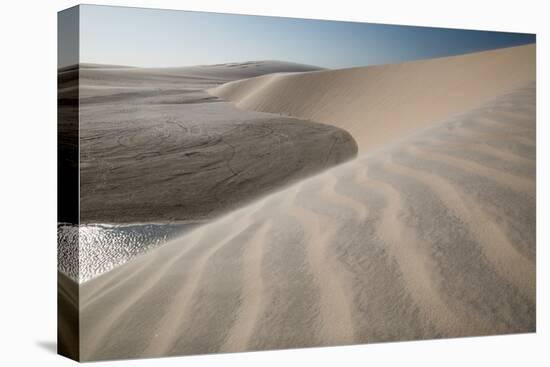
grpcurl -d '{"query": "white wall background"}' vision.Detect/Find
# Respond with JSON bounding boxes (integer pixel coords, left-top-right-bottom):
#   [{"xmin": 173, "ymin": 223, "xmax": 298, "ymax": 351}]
[{"xmin": 0, "ymin": 0, "xmax": 547, "ymax": 365}]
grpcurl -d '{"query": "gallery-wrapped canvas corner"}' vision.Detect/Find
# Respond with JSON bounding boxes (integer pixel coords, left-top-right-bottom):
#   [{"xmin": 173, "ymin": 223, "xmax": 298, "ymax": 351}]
[{"xmin": 58, "ymin": 4, "xmax": 536, "ymax": 362}]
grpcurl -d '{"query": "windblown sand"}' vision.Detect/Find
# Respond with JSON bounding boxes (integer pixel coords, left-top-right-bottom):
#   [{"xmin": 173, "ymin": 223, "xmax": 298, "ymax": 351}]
[
  {"xmin": 211, "ymin": 44, "xmax": 535, "ymax": 153},
  {"xmin": 77, "ymin": 41, "xmax": 536, "ymax": 360}
]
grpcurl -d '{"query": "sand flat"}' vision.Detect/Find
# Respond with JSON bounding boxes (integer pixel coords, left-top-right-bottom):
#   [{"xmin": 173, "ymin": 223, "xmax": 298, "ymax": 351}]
[
  {"xmin": 76, "ymin": 61, "xmax": 355, "ymax": 223},
  {"xmin": 79, "ymin": 79, "xmax": 535, "ymax": 361}
]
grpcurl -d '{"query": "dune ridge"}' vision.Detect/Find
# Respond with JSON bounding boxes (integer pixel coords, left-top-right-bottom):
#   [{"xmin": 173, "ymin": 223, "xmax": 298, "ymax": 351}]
[
  {"xmin": 210, "ymin": 44, "xmax": 535, "ymax": 152},
  {"xmin": 79, "ymin": 81, "xmax": 535, "ymax": 361}
]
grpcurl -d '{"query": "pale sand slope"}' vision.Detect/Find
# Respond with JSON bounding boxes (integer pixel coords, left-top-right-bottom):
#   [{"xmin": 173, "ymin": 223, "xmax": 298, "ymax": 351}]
[
  {"xmin": 79, "ymin": 82, "xmax": 535, "ymax": 361},
  {"xmin": 210, "ymin": 44, "xmax": 535, "ymax": 153},
  {"xmin": 58, "ymin": 271, "xmax": 79, "ymax": 360}
]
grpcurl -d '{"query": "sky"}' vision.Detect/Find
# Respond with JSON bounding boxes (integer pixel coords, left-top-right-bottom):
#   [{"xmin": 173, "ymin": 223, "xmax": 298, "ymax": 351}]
[
  {"xmin": 59, "ymin": 4, "xmax": 535, "ymax": 69},
  {"xmin": 58, "ymin": 6, "xmax": 79, "ymax": 68}
]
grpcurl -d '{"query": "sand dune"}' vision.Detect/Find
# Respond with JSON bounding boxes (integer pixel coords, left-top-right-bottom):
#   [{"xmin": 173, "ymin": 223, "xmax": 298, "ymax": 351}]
[
  {"xmin": 79, "ymin": 82, "xmax": 535, "ymax": 361},
  {"xmin": 79, "ymin": 60, "xmax": 322, "ymax": 93},
  {"xmin": 210, "ymin": 44, "xmax": 535, "ymax": 152}
]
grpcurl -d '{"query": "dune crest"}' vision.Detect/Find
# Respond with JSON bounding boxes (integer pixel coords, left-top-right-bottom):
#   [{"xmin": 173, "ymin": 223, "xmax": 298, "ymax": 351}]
[{"xmin": 210, "ymin": 44, "xmax": 535, "ymax": 152}]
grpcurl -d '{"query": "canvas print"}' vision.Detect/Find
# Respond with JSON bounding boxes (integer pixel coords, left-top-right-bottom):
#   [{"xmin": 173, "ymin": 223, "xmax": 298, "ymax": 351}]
[{"xmin": 57, "ymin": 4, "xmax": 536, "ymax": 362}]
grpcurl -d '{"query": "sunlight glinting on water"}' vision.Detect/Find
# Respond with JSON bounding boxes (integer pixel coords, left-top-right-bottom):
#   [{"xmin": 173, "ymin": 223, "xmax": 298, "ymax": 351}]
[{"xmin": 57, "ymin": 223, "xmax": 197, "ymax": 283}]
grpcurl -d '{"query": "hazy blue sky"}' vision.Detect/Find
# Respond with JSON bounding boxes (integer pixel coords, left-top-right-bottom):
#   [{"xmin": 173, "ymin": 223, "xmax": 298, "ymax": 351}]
[{"xmin": 63, "ymin": 4, "xmax": 535, "ymax": 69}]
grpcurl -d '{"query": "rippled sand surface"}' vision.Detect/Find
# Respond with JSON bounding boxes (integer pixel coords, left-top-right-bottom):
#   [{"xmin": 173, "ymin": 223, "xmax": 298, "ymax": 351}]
[{"xmin": 79, "ymin": 83, "xmax": 535, "ymax": 361}]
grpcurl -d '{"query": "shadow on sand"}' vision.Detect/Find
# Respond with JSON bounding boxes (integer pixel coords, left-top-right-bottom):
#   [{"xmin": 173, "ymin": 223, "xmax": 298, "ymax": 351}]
[{"xmin": 36, "ymin": 340, "xmax": 57, "ymax": 354}]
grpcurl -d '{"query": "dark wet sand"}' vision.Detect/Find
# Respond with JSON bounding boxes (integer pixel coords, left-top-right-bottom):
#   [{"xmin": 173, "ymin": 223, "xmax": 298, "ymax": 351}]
[{"xmin": 74, "ymin": 62, "xmax": 356, "ymax": 223}]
